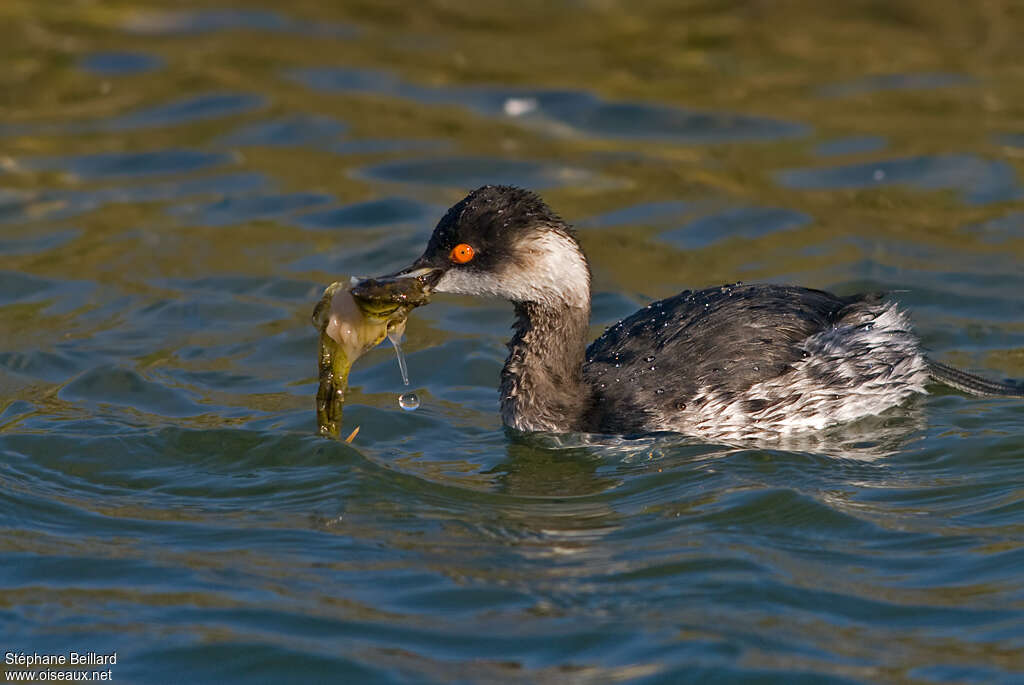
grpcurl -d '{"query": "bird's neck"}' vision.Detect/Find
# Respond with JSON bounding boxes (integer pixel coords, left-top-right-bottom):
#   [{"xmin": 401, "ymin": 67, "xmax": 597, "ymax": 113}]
[{"xmin": 500, "ymin": 298, "xmax": 591, "ymax": 433}]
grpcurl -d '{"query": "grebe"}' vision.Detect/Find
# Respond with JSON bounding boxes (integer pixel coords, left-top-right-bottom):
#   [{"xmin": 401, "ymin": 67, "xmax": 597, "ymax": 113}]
[{"xmin": 363, "ymin": 185, "xmax": 1022, "ymax": 441}]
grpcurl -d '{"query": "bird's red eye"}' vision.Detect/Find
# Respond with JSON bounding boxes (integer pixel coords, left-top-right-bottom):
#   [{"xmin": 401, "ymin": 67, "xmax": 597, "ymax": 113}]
[{"xmin": 450, "ymin": 243, "xmax": 475, "ymax": 264}]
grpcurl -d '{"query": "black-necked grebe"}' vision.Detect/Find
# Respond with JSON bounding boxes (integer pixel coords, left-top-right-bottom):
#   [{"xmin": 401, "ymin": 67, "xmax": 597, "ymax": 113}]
[{"xmin": 369, "ymin": 185, "xmax": 1023, "ymax": 440}]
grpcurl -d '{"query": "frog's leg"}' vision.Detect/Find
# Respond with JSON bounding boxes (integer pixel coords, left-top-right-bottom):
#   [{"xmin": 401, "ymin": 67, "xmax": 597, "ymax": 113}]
[{"xmin": 316, "ymin": 327, "xmax": 350, "ymax": 438}]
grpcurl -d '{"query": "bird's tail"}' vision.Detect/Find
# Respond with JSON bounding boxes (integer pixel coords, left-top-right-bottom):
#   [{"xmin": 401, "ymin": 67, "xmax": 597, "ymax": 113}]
[{"xmin": 927, "ymin": 358, "xmax": 1024, "ymax": 398}]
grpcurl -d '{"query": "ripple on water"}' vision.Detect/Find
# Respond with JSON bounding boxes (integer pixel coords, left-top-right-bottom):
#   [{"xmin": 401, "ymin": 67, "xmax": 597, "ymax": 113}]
[
  {"xmin": 123, "ymin": 645, "xmax": 386, "ymax": 685},
  {"xmin": 0, "ymin": 349, "xmax": 84, "ymax": 383},
  {"xmin": 0, "ymin": 94, "xmax": 266, "ymax": 138},
  {"xmin": 214, "ymin": 114, "xmax": 347, "ymax": 147},
  {"xmin": 0, "ymin": 173, "xmax": 270, "ymax": 225},
  {"xmin": 130, "ymin": 296, "xmax": 291, "ymax": 333},
  {"xmin": 288, "ymin": 230, "xmax": 429, "ymax": 275},
  {"xmin": 357, "ymin": 156, "xmax": 602, "ymax": 189},
  {"xmin": 170, "ymin": 191, "xmax": 333, "ymax": 226},
  {"xmin": 577, "ymin": 200, "xmax": 694, "ymax": 229},
  {"xmin": 289, "ymin": 66, "xmax": 810, "ymax": 143},
  {"xmin": 689, "ymin": 487, "xmax": 883, "ymax": 538},
  {"xmin": 19, "ymin": 149, "xmax": 232, "ymax": 180},
  {"xmin": 818, "ymin": 72, "xmax": 975, "ymax": 98},
  {"xmin": 659, "ymin": 206, "xmax": 812, "ymax": 249},
  {"xmin": 0, "ymin": 271, "xmax": 62, "ymax": 305},
  {"xmin": 160, "ymin": 276, "xmax": 319, "ymax": 301},
  {"xmin": 997, "ymin": 132, "xmax": 1024, "ymax": 148},
  {"xmin": 0, "ymin": 228, "xmax": 80, "ymax": 255},
  {"xmin": 106, "ymin": 172, "xmax": 267, "ymax": 203},
  {"xmin": 77, "ymin": 52, "xmax": 165, "ymax": 76},
  {"xmin": 510, "ymin": 92, "xmax": 808, "ymax": 143},
  {"xmin": 123, "ymin": 8, "xmax": 357, "ymax": 38},
  {"xmin": 102, "ymin": 93, "xmax": 266, "ymax": 132},
  {"xmin": 960, "ymin": 211, "xmax": 1024, "ymax": 244},
  {"xmin": 295, "ymin": 196, "xmax": 433, "ymax": 230},
  {"xmin": 59, "ymin": 365, "xmax": 207, "ymax": 418},
  {"xmin": 777, "ymin": 154, "xmax": 1020, "ymax": 205},
  {"xmin": 814, "ymin": 135, "xmax": 887, "ymax": 157}
]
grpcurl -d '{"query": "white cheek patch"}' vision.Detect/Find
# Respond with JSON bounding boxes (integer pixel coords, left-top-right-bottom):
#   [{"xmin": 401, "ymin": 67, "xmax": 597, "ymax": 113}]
[
  {"xmin": 435, "ymin": 268, "xmax": 509, "ymax": 299},
  {"xmin": 521, "ymin": 232, "xmax": 590, "ymax": 307},
  {"xmin": 435, "ymin": 231, "xmax": 589, "ymax": 308}
]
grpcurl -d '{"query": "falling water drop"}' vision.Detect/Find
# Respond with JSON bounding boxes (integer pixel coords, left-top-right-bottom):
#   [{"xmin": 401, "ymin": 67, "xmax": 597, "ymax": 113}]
[
  {"xmin": 388, "ymin": 325, "xmax": 410, "ymax": 386},
  {"xmin": 388, "ymin": 321, "xmax": 419, "ymax": 411}
]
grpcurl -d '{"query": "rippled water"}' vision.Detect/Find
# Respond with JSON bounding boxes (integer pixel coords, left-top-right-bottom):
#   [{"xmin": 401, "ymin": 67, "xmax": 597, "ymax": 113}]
[{"xmin": 2, "ymin": 1, "xmax": 1024, "ymax": 683}]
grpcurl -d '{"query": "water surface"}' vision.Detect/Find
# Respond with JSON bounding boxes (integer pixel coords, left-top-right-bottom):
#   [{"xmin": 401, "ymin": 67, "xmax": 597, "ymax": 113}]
[{"xmin": 2, "ymin": 1, "xmax": 1024, "ymax": 683}]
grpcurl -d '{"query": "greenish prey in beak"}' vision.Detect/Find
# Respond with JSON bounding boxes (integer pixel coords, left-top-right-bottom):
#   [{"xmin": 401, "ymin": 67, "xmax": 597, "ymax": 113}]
[{"xmin": 312, "ymin": 273, "xmax": 433, "ymax": 438}]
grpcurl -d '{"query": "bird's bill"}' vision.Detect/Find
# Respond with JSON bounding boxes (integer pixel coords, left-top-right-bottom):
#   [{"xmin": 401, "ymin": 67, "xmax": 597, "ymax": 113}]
[{"xmin": 348, "ymin": 266, "xmax": 441, "ymax": 315}]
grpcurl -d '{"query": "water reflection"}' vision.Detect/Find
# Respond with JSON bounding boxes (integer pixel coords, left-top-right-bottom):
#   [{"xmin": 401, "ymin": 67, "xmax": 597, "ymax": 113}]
[
  {"xmin": 295, "ymin": 196, "xmax": 432, "ymax": 230},
  {"xmin": 171, "ymin": 192, "xmax": 332, "ymax": 227},
  {"xmin": 290, "ymin": 66, "xmax": 810, "ymax": 143},
  {"xmin": 214, "ymin": 114, "xmax": 347, "ymax": 147},
  {"xmin": 123, "ymin": 8, "xmax": 357, "ymax": 38},
  {"xmin": 961, "ymin": 212, "xmax": 1024, "ymax": 244},
  {"xmin": 18, "ymin": 149, "xmax": 232, "ymax": 179},
  {"xmin": 358, "ymin": 156, "xmax": 605, "ymax": 189},
  {"xmin": 102, "ymin": 93, "xmax": 266, "ymax": 132},
  {"xmin": 0, "ymin": 173, "xmax": 269, "ymax": 225},
  {"xmin": 814, "ymin": 136, "xmax": 887, "ymax": 157},
  {"xmin": 78, "ymin": 52, "xmax": 165, "ymax": 76},
  {"xmin": 0, "ymin": 228, "xmax": 79, "ymax": 255},
  {"xmin": 660, "ymin": 206, "xmax": 812, "ymax": 249},
  {"xmin": 0, "ymin": 94, "xmax": 264, "ymax": 137},
  {"xmin": 818, "ymin": 72, "xmax": 975, "ymax": 98},
  {"xmin": 59, "ymin": 365, "xmax": 207, "ymax": 418},
  {"xmin": 777, "ymin": 154, "xmax": 1020, "ymax": 205}
]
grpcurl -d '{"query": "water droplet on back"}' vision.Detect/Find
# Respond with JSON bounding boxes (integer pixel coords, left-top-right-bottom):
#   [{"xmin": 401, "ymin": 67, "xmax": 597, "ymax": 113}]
[{"xmin": 398, "ymin": 392, "xmax": 420, "ymax": 411}]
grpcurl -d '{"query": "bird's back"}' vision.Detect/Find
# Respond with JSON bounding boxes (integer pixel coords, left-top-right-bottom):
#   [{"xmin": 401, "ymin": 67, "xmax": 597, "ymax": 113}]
[{"xmin": 582, "ymin": 283, "xmax": 928, "ymax": 439}]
